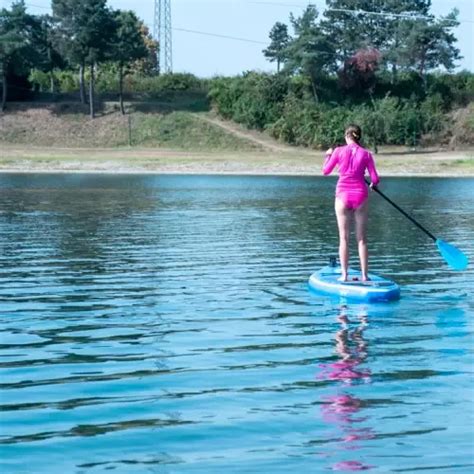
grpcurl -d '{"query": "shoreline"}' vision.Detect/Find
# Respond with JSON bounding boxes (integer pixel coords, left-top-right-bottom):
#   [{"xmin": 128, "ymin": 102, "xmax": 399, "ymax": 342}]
[
  {"xmin": 0, "ymin": 168, "xmax": 473, "ymax": 178},
  {"xmin": 1, "ymin": 145, "xmax": 473, "ymax": 177}
]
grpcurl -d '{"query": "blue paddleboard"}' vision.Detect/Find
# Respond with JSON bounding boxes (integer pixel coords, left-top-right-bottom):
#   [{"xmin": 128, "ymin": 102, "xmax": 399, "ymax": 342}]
[{"xmin": 308, "ymin": 265, "xmax": 400, "ymax": 302}]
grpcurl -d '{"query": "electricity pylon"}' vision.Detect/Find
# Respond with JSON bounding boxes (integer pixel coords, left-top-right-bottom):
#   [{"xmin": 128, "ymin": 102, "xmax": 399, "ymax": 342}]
[{"xmin": 154, "ymin": 0, "xmax": 173, "ymax": 73}]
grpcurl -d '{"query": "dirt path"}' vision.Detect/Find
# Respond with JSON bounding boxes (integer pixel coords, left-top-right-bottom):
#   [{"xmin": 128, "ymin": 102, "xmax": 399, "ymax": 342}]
[{"xmin": 194, "ymin": 114, "xmax": 305, "ymax": 154}]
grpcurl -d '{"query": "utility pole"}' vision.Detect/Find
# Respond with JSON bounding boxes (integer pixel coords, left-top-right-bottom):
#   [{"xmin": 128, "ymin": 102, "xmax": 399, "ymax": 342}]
[{"xmin": 154, "ymin": 0, "xmax": 173, "ymax": 74}]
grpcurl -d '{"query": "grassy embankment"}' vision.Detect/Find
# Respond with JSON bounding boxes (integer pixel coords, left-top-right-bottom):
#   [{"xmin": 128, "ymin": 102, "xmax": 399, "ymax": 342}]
[{"xmin": 0, "ymin": 92, "xmax": 473, "ymax": 175}]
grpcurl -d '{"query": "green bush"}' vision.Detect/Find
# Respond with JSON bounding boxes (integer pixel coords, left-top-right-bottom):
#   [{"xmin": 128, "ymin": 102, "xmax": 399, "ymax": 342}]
[
  {"xmin": 29, "ymin": 69, "xmax": 50, "ymax": 91},
  {"xmin": 95, "ymin": 64, "xmax": 119, "ymax": 92},
  {"xmin": 419, "ymin": 94, "xmax": 445, "ymax": 135},
  {"xmin": 209, "ymin": 72, "xmax": 288, "ymax": 129},
  {"xmin": 268, "ymin": 94, "xmax": 451, "ymax": 149},
  {"xmin": 129, "ymin": 73, "xmax": 204, "ymax": 96},
  {"xmin": 268, "ymin": 95, "xmax": 315, "ymax": 146},
  {"xmin": 428, "ymin": 71, "xmax": 474, "ymax": 108},
  {"xmin": 231, "ymin": 73, "xmax": 287, "ymax": 129},
  {"xmin": 29, "ymin": 69, "xmax": 79, "ymax": 93},
  {"xmin": 208, "ymin": 76, "xmax": 243, "ymax": 119},
  {"xmin": 268, "ymin": 97, "xmax": 351, "ymax": 148},
  {"xmin": 56, "ymin": 70, "xmax": 79, "ymax": 92}
]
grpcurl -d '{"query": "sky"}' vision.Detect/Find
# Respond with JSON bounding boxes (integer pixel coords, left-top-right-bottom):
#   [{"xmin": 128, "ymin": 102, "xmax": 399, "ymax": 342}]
[{"xmin": 4, "ymin": 0, "xmax": 474, "ymax": 77}]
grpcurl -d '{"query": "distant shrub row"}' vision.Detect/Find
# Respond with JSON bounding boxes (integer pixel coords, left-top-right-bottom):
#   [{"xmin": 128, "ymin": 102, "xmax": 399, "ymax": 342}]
[
  {"xmin": 29, "ymin": 69, "xmax": 474, "ymax": 148},
  {"xmin": 30, "ymin": 70, "xmax": 207, "ymax": 96},
  {"xmin": 208, "ymin": 71, "xmax": 474, "ymax": 149},
  {"xmin": 264, "ymin": 94, "xmax": 448, "ymax": 149}
]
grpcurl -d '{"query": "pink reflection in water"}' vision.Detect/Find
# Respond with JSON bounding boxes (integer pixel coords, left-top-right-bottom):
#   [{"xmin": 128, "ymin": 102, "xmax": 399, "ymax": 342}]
[
  {"xmin": 332, "ymin": 460, "xmax": 374, "ymax": 471},
  {"xmin": 321, "ymin": 394, "xmax": 375, "ymax": 445},
  {"xmin": 321, "ymin": 394, "xmax": 361, "ymax": 420},
  {"xmin": 318, "ymin": 360, "xmax": 371, "ymax": 384},
  {"xmin": 317, "ymin": 307, "xmax": 375, "ymax": 472}
]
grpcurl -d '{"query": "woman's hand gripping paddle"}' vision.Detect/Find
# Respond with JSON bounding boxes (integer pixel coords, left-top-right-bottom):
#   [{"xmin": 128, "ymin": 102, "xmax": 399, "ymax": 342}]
[{"xmin": 365, "ymin": 179, "xmax": 468, "ymax": 271}]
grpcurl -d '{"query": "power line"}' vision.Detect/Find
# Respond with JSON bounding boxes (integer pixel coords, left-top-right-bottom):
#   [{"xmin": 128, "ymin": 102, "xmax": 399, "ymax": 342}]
[
  {"xmin": 25, "ymin": 2, "xmax": 49, "ymax": 8},
  {"xmin": 173, "ymin": 26, "xmax": 334, "ymax": 57},
  {"xmin": 0, "ymin": 1, "xmax": 51, "ymax": 11},
  {"xmin": 327, "ymin": 7, "xmax": 473, "ymax": 23},
  {"xmin": 249, "ymin": 1, "xmax": 319, "ymax": 7},
  {"xmin": 11, "ymin": 0, "xmax": 474, "ymax": 25},
  {"xmin": 16, "ymin": 2, "xmax": 50, "ymax": 10},
  {"xmin": 174, "ymin": 27, "xmax": 268, "ymax": 45},
  {"xmin": 248, "ymin": 1, "xmax": 474, "ymax": 24}
]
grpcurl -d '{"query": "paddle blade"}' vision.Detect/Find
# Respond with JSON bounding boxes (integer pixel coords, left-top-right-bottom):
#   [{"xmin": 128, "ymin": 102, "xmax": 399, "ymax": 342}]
[{"xmin": 436, "ymin": 239, "xmax": 469, "ymax": 271}]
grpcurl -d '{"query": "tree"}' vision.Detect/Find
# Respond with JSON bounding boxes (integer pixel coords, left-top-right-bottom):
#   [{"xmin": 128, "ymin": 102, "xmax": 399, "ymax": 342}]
[
  {"xmin": 0, "ymin": 1, "xmax": 43, "ymax": 110},
  {"xmin": 284, "ymin": 5, "xmax": 335, "ymax": 101},
  {"xmin": 263, "ymin": 22, "xmax": 290, "ymax": 73},
  {"xmin": 380, "ymin": 0, "xmax": 432, "ymax": 80},
  {"xmin": 132, "ymin": 23, "xmax": 159, "ymax": 76},
  {"xmin": 321, "ymin": 0, "xmax": 433, "ymax": 75},
  {"xmin": 31, "ymin": 14, "xmax": 65, "ymax": 93},
  {"xmin": 0, "ymin": 13, "xmax": 23, "ymax": 110},
  {"xmin": 52, "ymin": 0, "xmax": 87, "ymax": 104},
  {"xmin": 109, "ymin": 10, "xmax": 148, "ymax": 114},
  {"xmin": 339, "ymin": 47, "xmax": 382, "ymax": 97},
  {"xmin": 321, "ymin": 0, "xmax": 380, "ymax": 63},
  {"xmin": 398, "ymin": 10, "xmax": 461, "ymax": 86},
  {"xmin": 52, "ymin": 0, "xmax": 115, "ymax": 118}
]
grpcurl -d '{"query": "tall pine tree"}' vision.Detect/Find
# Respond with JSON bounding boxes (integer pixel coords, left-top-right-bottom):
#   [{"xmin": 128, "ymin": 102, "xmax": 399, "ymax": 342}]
[
  {"xmin": 284, "ymin": 5, "xmax": 335, "ymax": 101},
  {"xmin": 263, "ymin": 22, "xmax": 290, "ymax": 73},
  {"xmin": 398, "ymin": 10, "xmax": 461, "ymax": 84}
]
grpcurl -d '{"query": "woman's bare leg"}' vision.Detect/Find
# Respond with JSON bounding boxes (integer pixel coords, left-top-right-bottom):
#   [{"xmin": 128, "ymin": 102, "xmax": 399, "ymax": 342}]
[
  {"xmin": 354, "ymin": 199, "xmax": 369, "ymax": 281},
  {"xmin": 335, "ymin": 198, "xmax": 352, "ymax": 281}
]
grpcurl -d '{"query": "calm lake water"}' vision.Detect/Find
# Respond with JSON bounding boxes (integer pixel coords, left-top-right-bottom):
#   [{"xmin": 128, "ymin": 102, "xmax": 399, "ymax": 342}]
[{"xmin": 0, "ymin": 174, "xmax": 473, "ymax": 473}]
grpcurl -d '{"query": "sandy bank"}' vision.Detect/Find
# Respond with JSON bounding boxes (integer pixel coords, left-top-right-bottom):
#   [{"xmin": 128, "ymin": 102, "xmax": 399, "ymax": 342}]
[{"xmin": 0, "ymin": 145, "xmax": 473, "ymax": 177}]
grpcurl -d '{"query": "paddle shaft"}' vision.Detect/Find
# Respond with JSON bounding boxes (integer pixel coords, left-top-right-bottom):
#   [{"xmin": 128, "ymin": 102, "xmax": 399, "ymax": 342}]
[{"xmin": 365, "ymin": 179, "xmax": 437, "ymax": 242}]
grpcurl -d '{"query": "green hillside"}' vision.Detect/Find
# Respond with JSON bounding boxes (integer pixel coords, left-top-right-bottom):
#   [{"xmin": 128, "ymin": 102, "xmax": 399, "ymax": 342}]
[{"xmin": 0, "ymin": 102, "xmax": 261, "ymax": 151}]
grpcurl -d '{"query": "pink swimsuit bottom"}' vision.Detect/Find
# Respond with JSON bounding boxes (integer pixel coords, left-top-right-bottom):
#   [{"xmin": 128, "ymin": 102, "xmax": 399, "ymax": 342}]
[{"xmin": 336, "ymin": 186, "xmax": 368, "ymax": 210}]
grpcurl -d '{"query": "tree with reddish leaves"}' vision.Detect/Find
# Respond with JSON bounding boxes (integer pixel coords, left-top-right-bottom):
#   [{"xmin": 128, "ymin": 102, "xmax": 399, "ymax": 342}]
[{"xmin": 339, "ymin": 47, "xmax": 382, "ymax": 97}]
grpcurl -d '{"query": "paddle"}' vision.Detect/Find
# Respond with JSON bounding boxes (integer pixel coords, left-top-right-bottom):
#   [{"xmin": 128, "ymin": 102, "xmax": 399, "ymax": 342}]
[{"xmin": 365, "ymin": 178, "xmax": 468, "ymax": 271}]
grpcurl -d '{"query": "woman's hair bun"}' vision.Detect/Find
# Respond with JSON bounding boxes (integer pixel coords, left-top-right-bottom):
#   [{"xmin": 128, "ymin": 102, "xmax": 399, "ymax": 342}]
[{"xmin": 345, "ymin": 124, "xmax": 362, "ymax": 143}]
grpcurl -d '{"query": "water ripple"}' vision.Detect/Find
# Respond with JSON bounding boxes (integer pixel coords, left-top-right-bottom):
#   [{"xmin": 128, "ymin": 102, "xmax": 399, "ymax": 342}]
[{"xmin": 1, "ymin": 175, "xmax": 473, "ymax": 473}]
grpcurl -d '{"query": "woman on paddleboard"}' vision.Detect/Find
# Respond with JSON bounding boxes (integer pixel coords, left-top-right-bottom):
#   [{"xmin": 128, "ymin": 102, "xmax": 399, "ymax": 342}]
[{"xmin": 322, "ymin": 124, "xmax": 379, "ymax": 282}]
